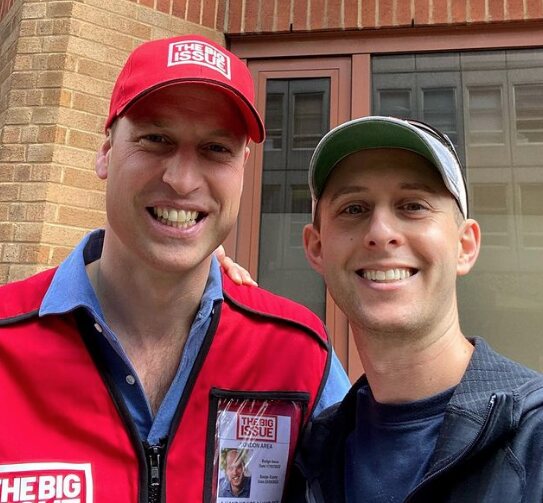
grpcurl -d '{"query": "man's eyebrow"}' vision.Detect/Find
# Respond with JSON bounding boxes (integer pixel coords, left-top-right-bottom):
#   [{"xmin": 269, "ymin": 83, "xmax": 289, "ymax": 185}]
[
  {"xmin": 327, "ymin": 185, "xmax": 369, "ymax": 203},
  {"xmin": 400, "ymin": 182, "xmax": 439, "ymax": 193},
  {"xmin": 208, "ymin": 128, "xmax": 242, "ymax": 139},
  {"xmin": 327, "ymin": 182, "xmax": 439, "ymax": 202},
  {"xmin": 129, "ymin": 117, "xmax": 166, "ymax": 128}
]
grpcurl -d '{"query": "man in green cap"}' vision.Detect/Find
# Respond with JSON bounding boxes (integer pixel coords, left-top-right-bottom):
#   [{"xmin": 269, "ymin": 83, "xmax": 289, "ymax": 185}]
[{"xmin": 290, "ymin": 116, "xmax": 543, "ymax": 502}]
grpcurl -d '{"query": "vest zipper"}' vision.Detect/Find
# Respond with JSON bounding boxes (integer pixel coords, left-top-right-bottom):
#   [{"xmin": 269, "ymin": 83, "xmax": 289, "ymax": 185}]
[
  {"xmin": 404, "ymin": 393, "xmax": 497, "ymax": 502},
  {"xmin": 144, "ymin": 441, "xmax": 165, "ymax": 503}
]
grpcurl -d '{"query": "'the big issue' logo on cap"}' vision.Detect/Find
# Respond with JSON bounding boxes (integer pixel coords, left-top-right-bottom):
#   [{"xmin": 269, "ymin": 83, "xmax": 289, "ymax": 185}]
[{"xmin": 168, "ymin": 40, "xmax": 231, "ymax": 80}]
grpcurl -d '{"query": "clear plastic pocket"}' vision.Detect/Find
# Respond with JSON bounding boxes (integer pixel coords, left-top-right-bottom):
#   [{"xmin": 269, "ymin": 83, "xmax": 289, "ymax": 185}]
[{"xmin": 205, "ymin": 388, "xmax": 309, "ymax": 502}]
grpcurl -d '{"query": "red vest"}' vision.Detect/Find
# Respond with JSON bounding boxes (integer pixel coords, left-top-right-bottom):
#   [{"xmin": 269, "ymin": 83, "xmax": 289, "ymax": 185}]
[{"xmin": 0, "ymin": 268, "xmax": 329, "ymax": 502}]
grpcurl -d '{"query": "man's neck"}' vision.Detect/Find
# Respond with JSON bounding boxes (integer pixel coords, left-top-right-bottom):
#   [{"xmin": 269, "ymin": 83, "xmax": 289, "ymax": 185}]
[
  {"xmin": 86, "ymin": 246, "xmax": 212, "ymax": 415},
  {"xmin": 353, "ymin": 326, "xmax": 474, "ymax": 404},
  {"xmin": 87, "ymin": 255, "xmax": 209, "ymax": 341}
]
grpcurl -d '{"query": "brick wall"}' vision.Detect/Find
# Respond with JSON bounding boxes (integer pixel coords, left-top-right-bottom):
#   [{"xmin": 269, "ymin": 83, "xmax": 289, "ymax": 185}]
[
  {"xmin": 0, "ymin": 0, "xmax": 24, "ymax": 282},
  {"xmin": 21, "ymin": 0, "xmax": 537, "ymax": 37},
  {"xmin": 116, "ymin": 0, "xmax": 542, "ymax": 33},
  {"xmin": 220, "ymin": 0, "xmax": 543, "ymax": 34},
  {"xmin": 117, "ymin": 0, "xmax": 226, "ymax": 30},
  {"xmin": 0, "ymin": 0, "xmax": 222, "ymax": 282}
]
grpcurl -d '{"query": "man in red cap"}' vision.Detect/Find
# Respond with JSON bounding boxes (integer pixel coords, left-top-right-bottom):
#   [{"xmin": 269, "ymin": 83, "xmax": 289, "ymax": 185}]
[{"xmin": 0, "ymin": 35, "xmax": 349, "ymax": 502}]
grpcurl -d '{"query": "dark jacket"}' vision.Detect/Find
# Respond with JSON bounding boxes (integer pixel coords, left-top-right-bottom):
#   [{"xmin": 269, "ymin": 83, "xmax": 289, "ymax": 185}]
[{"xmin": 288, "ymin": 337, "xmax": 543, "ymax": 503}]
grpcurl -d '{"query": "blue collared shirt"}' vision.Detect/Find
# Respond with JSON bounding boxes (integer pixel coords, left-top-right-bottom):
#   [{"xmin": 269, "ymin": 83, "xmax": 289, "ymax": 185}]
[{"xmin": 40, "ymin": 230, "xmax": 350, "ymax": 444}]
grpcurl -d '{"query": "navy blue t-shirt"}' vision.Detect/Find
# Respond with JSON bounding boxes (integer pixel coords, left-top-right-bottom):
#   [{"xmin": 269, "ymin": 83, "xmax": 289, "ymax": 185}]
[{"xmin": 345, "ymin": 383, "xmax": 455, "ymax": 502}]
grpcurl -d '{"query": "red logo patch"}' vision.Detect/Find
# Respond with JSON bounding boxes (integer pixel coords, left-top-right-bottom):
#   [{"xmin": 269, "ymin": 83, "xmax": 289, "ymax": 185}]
[
  {"xmin": 0, "ymin": 463, "xmax": 92, "ymax": 502},
  {"xmin": 236, "ymin": 414, "xmax": 278, "ymax": 442},
  {"xmin": 167, "ymin": 40, "xmax": 231, "ymax": 80}
]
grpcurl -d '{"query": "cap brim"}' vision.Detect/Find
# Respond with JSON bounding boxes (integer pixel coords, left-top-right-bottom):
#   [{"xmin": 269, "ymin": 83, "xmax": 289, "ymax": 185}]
[{"xmin": 108, "ymin": 79, "xmax": 265, "ymax": 143}]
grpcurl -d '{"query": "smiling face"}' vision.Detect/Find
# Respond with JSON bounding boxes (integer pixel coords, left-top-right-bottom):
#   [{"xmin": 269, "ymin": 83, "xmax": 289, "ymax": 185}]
[
  {"xmin": 225, "ymin": 450, "xmax": 245, "ymax": 494},
  {"xmin": 95, "ymin": 84, "xmax": 250, "ymax": 278},
  {"xmin": 304, "ymin": 148, "xmax": 480, "ymax": 341}
]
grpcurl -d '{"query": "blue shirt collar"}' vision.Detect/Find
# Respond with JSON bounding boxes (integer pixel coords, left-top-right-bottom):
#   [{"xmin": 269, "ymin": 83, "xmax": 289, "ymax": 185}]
[{"xmin": 40, "ymin": 229, "xmax": 224, "ymax": 320}]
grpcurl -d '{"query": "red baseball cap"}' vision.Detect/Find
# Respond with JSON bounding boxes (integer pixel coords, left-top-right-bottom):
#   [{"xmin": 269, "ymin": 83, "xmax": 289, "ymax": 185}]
[{"xmin": 105, "ymin": 34, "xmax": 265, "ymax": 143}]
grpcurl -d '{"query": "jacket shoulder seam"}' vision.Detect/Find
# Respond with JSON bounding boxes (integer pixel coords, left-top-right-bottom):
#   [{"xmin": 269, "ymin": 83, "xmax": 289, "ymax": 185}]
[{"xmin": 223, "ymin": 290, "xmax": 329, "ymax": 349}]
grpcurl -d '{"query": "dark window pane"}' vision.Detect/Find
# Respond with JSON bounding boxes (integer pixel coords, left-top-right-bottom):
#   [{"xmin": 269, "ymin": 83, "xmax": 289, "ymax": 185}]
[
  {"xmin": 515, "ymin": 85, "xmax": 543, "ymax": 144},
  {"xmin": 265, "ymin": 93, "xmax": 285, "ymax": 150},
  {"xmin": 468, "ymin": 87, "xmax": 504, "ymax": 145},
  {"xmin": 422, "ymin": 88, "xmax": 458, "ymax": 144},
  {"xmin": 293, "ymin": 93, "xmax": 326, "ymax": 149},
  {"xmin": 258, "ymin": 78, "xmax": 330, "ymax": 319},
  {"xmin": 378, "ymin": 89, "xmax": 412, "ymax": 118}
]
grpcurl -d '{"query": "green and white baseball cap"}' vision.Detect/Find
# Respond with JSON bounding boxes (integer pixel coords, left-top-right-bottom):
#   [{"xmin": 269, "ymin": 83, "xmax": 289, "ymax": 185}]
[{"xmin": 309, "ymin": 116, "xmax": 468, "ymax": 218}]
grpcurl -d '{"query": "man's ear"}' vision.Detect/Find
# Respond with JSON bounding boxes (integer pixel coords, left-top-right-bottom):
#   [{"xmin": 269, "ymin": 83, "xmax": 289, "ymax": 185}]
[
  {"xmin": 457, "ymin": 218, "xmax": 481, "ymax": 276},
  {"xmin": 95, "ymin": 135, "xmax": 112, "ymax": 180},
  {"xmin": 303, "ymin": 223, "xmax": 324, "ymax": 275}
]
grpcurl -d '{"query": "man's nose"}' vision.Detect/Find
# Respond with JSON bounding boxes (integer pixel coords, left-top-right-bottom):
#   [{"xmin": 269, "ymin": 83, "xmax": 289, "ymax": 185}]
[
  {"xmin": 363, "ymin": 208, "xmax": 403, "ymax": 250},
  {"xmin": 162, "ymin": 150, "xmax": 202, "ymax": 195}
]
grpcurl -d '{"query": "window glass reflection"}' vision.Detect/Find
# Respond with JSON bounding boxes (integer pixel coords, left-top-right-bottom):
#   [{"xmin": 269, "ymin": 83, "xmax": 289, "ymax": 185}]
[
  {"xmin": 258, "ymin": 79, "xmax": 330, "ymax": 319},
  {"xmin": 372, "ymin": 49, "xmax": 543, "ymax": 371}
]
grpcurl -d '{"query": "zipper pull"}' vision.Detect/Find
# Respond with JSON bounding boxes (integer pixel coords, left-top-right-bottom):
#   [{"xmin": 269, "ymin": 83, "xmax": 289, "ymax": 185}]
[{"xmin": 145, "ymin": 441, "xmax": 165, "ymax": 503}]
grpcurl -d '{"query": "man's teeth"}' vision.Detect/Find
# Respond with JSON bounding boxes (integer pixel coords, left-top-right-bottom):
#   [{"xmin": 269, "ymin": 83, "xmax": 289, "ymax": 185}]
[
  {"xmin": 363, "ymin": 268, "xmax": 412, "ymax": 282},
  {"xmin": 153, "ymin": 207, "xmax": 199, "ymax": 228}
]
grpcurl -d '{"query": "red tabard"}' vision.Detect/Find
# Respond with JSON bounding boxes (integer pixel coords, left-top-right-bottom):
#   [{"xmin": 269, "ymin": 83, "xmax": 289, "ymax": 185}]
[{"xmin": 0, "ymin": 268, "xmax": 330, "ymax": 502}]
